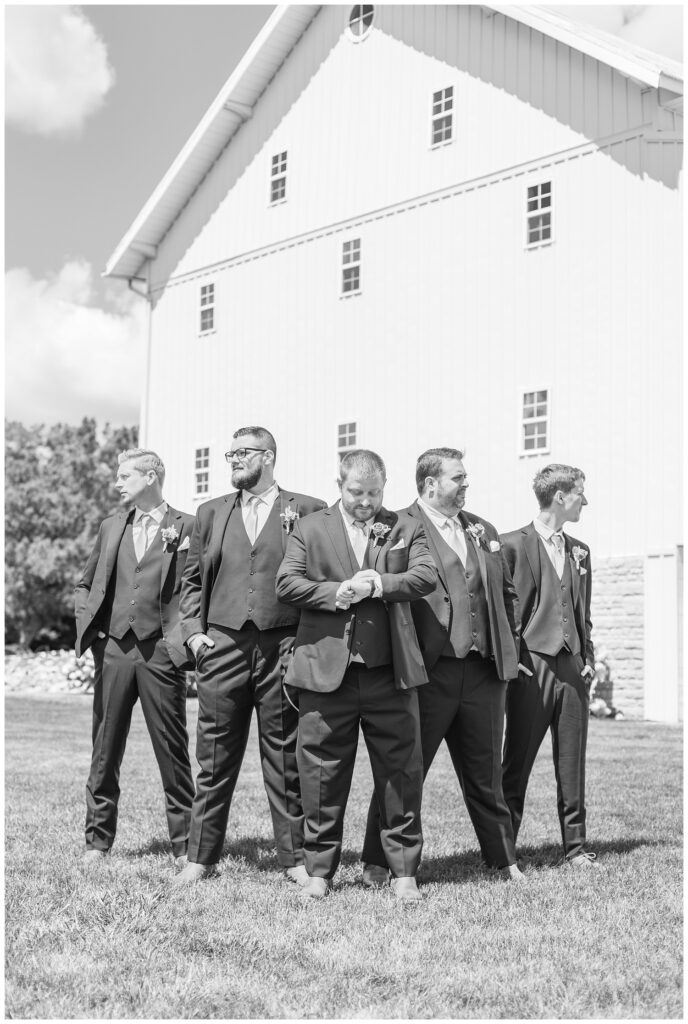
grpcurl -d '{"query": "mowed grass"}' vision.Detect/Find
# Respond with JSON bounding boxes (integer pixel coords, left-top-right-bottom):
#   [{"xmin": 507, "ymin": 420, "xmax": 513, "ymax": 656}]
[{"xmin": 5, "ymin": 693, "xmax": 682, "ymax": 1019}]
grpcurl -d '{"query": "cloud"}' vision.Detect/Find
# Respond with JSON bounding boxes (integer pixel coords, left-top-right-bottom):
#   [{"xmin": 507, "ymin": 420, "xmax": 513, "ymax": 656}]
[
  {"xmin": 5, "ymin": 6, "xmax": 115, "ymax": 137},
  {"xmin": 5, "ymin": 261, "xmax": 145, "ymax": 426},
  {"xmin": 544, "ymin": 5, "xmax": 682, "ymax": 60}
]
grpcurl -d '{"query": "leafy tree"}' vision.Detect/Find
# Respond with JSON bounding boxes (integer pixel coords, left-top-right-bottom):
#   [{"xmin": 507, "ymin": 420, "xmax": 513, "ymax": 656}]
[{"xmin": 5, "ymin": 418, "xmax": 138, "ymax": 648}]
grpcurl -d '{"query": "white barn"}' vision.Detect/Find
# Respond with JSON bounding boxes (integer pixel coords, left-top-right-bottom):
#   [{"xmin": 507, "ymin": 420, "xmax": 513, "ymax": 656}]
[{"xmin": 105, "ymin": 4, "xmax": 683, "ymax": 721}]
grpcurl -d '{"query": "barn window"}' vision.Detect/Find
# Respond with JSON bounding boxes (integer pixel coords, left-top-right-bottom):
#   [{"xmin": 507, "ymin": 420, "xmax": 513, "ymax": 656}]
[
  {"xmin": 342, "ymin": 239, "xmax": 361, "ymax": 294},
  {"xmin": 337, "ymin": 422, "xmax": 357, "ymax": 460},
  {"xmin": 194, "ymin": 447, "xmax": 210, "ymax": 496},
  {"xmin": 347, "ymin": 5, "xmax": 374, "ymax": 40},
  {"xmin": 526, "ymin": 182, "xmax": 552, "ymax": 247},
  {"xmin": 431, "ymin": 87, "xmax": 453, "ymax": 146},
  {"xmin": 520, "ymin": 390, "xmax": 550, "ymax": 454},
  {"xmin": 270, "ymin": 151, "xmax": 287, "ymax": 203},
  {"xmin": 200, "ymin": 283, "xmax": 215, "ymax": 333}
]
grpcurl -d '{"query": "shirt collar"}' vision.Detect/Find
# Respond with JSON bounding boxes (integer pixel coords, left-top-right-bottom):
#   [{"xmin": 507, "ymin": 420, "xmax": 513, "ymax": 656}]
[
  {"xmin": 533, "ymin": 517, "xmax": 564, "ymax": 544},
  {"xmin": 134, "ymin": 501, "xmax": 167, "ymax": 525},
  {"xmin": 241, "ymin": 482, "xmax": 279, "ymax": 508},
  {"xmin": 418, "ymin": 497, "xmax": 461, "ymax": 529}
]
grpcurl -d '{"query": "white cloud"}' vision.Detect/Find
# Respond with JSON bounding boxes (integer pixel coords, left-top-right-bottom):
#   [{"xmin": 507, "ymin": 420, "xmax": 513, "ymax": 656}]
[
  {"xmin": 5, "ymin": 261, "xmax": 145, "ymax": 426},
  {"xmin": 5, "ymin": 6, "xmax": 115, "ymax": 137}
]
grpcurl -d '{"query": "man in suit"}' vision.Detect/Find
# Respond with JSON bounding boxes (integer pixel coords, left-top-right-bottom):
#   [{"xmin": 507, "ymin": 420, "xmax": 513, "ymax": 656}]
[
  {"xmin": 173, "ymin": 426, "xmax": 326, "ymax": 887},
  {"xmin": 361, "ymin": 448, "xmax": 524, "ymax": 883},
  {"xmin": 74, "ymin": 448, "xmax": 195, "ymax": 865},
  {"xmin": 500, "ymin": 464, "xmax": 597, "ymax": 869},
  {"xmin": 276, "ymin": 449, "xmax": 437, "ymax": 901}
]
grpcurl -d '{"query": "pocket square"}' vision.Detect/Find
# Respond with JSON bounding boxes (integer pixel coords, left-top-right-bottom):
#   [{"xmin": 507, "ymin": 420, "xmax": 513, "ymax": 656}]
[
  {"xmin": 178, "ymin": 536, "xmax": 191, "ymax": 551},
  {"xmin": 390, "ymin": 538, "xmax": 406, "ymax": 551},
  {"xmin": 489, "ymin": 540, "xmax": 501, "ymax": 553}
]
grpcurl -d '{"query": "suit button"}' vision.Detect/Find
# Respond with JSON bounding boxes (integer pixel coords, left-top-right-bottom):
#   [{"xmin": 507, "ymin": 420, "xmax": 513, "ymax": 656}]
[
  {"xmin": 250, "ymin": 571, "xmax": 255, "ymax": 576},
  {"xmin": 444, "ymin": 597, "xmax": 450, "ymax": 603},
  {"xmin": 468, "ymin": 593, "xmax": 473, "ymax": 598},
  {"xmin": 472, "ymin": 631, "xmax": 477, "ymax": 637},
  {"xmin": 133, "ymin": 584, "xmax": 139, "ymax": 589},
  {"xmin": 564, "ymin": 633, "xmax": 569, "ymax": 639},
  {"xmin": 466, "ymin": 573, "xmax": 471, "ymax": 579},
  {"xmin": 248, "ymin": 607, "xmax": 253, "ymax": 613},
  {"xmin": 471, "ymin": 612, "xmax": 476, "ymax": 617},
  {"xmin": 250, "ymin": 551, "xmax": 256, "ymax": 558},
  {"xmin": 130, "ymin": 600, "xmax": 136, "ymax": 605},
  {"xmin": 135, "ymin": 567, "xmax": 141, "ymax": 573},
  {"xmin": 249, "ymin": 588, "xmax": 254, "ymax": 593},
  {"xmin": 563, "ymin": 617, "xmax": 568, "ymax": 622},
  {"xmin": 128, "ymin": 616, "xmax": 134, "ymax": 622}
]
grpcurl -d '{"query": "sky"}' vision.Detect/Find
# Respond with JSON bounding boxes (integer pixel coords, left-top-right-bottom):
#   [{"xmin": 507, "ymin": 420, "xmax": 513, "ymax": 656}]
[{"xmin": 4, "ymin": 3, "xmax": 684, "ymax": 427}]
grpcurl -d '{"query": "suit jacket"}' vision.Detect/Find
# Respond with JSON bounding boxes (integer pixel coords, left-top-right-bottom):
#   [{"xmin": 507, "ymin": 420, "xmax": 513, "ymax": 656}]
[
  {"xmin": 275, "ymin": 504, "xmax": 437, "ymax": 693},
  {"xmin": 407, "ymin": 502, "xmax": 521, "ymax": 680},
  {"xmin": 178, "ymin": 487, "xmax": 327, "ymax": 642},
  {"xmin": 500, "ymin": 523, "xmax": 594, "ymax": 669},
  {"xmin": 74, "ymin": 505, "xmax": 195, "ymax": 669}
]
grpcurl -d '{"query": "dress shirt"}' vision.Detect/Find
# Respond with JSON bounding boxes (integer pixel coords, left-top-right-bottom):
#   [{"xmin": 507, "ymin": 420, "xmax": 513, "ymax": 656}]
[
  {"xmin": 133, "ymin": 502, "xmax": 167, "ymax": 561},
  {"xmin": 337, "ymin": 502, "xmax": 383, "ymax": 596},
  {"xmin": 533, "ymin": 517, "xmax": 566, "ymax": 578},
  {"xmin": 241, "ymin": 483, "xmax": 280, "ymax": 542},
  {"xmin": 418, "ymin": 497, "xmax": 468, "ymax": 564}
]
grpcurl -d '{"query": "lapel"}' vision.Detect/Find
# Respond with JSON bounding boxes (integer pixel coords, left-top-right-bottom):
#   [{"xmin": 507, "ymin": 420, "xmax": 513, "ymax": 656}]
[
  {"xmin": 523, "ymin": 523, "xmax": 542, "ymax": 595},
  {"xmin": 460, "ymin": 512, "xmax": 489, "ymax": 595},
  {"xmin": 160, "ymin": 506, "xmax": 184, "ymax": 589},
  {"xmin": 365, "ymin": 508, "xmax": 397, "ymax": 572},
  {"xmin": 412, "ymin": 502, "xmax": 448, "ymax": 594},
  {"xmin": 103, "ymin": 509, "xmax": 132, "ymax": 581},
  {"xmin": 209, "ymin": 492, "xmax": 241, "ymax": 578},
  {"xmin": 278, "ymin": 489, "xmax": 298, "ymax": 554},
  {"xmin": 324, "ymin": 504, "xmax": 358, "ymax": 578},
  {"xmin": 564, "ymin": 534, "xmax": 582, "ymax": 607}
]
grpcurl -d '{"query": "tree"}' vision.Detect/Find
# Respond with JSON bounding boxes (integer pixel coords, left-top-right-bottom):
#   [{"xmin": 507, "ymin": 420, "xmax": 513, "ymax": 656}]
[{"xmin": 5, "ymin": 419, "xmax": 138, "ymax": 648}]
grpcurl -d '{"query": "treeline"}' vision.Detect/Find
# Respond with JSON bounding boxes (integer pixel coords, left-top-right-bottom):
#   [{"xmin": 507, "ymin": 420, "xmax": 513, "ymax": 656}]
[{"xmin": 5, "ymin": 418, "xmax": 138, "ymax": 649}]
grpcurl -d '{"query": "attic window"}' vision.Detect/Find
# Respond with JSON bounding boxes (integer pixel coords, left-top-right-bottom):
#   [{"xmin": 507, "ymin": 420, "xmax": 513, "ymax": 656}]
[{"xmin": 348, "ymin": 5, "xmax": 374, "ymax": 40}]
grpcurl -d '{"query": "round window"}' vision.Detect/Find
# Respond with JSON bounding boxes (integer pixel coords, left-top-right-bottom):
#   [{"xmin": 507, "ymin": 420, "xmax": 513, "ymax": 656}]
[{"xmin": 348, "ymin": 5, "xmax": 374, "ymax": 40}]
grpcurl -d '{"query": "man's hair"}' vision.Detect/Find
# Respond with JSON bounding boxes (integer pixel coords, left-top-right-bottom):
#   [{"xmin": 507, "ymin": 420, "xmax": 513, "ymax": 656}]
[
  {"xmin": 533, "ymin": 464, "xmax": 585, "ymax": 509},
  {"xmin": 233, "ymin": 426, "xmax": 277, "ymax": 463},
  {"xmin": 339, "ymin": 449, "xmax": 386, "ymax": 482},
  {"xmin": 118, "ymin": 448, "xmax": 165, "ymax": 485},
  {"xmin": 415, "ymin": 447, "xmax": 464, "ymax": 495}
]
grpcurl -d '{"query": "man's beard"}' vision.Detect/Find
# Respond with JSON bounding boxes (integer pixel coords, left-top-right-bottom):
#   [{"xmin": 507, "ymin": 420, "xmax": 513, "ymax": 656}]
[{"xmin": 231, "ymin": 463, "xmax": 263, "ymax": 491}]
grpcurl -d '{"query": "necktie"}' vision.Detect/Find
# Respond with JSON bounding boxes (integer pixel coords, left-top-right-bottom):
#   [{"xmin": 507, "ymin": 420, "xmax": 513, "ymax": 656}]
[
  {"xmin": 442, "ymin": 517, "xmax": 467, "ymax": 564},
  {"xmin": 352, "ymin": 521, "xmax": 368, "ymax": 567},
  {"xmin": 246, "ymin": 495, "xmax": 261, "ymax": 544},
  {"xmin": 551, "ymin": 532, "xmax": 565, "ymax": 578},
  {"xmin": 135, "ymin": 513, "xmax": 152, "ymax": 562}
]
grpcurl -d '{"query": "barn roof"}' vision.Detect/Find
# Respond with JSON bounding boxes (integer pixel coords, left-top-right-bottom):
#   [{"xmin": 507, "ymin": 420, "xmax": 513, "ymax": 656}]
[{"xmin": 104, "ymin": 3, "xmax": 683, "ymax": 282}]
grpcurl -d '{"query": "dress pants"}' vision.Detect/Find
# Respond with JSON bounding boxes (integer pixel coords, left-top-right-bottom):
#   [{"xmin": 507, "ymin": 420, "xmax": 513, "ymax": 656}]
[
  {"xmin": 188, "ymin": 623, "xmax": 303, "ymax": 867},
  {"xmin": 362, "ymin": 651, "xmax": 515, "ymax": 869},
  {"xmin": 299, "ymin": 662, "xmax": 424, "ymax": 880},
  {"xmin": 86, "ymin": 632, "xmax": 194, "ymax": 855},
  {"xmin": 502, "ymin": 649, "xmax": 589, "ymax": 858}
]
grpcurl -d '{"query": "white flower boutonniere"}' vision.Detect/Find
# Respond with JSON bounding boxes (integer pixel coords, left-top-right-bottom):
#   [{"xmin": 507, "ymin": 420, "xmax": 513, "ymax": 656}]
[
  {"xmin": 466, "ymin": 522, "xmax": 486, "ymax": 548},
  {"xmin": 572, "ymin": 545, "xmax": 588, "ymax": 575},
  {"xmin": 161, "ymin": 525, "xmax": 179, "ymax": 552},
  {"xmin": 370, "ymin": 522, "xmax": 392, "ymax": 546},
  {"xmin": 280, "ymin": 505, "xmax": 300, "ymax": 533}
]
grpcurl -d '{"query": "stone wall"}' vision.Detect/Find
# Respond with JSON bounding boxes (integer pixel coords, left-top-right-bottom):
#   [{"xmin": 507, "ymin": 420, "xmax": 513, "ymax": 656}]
[{"xmin": 590, "ymin": 555, "xmax": 644, "ymax": 719}]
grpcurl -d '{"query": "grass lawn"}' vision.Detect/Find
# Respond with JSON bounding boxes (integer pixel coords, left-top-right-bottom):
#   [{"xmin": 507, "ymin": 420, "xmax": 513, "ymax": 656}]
[{"xmin": 5, "ymin": 693, "xmax": 682, "ymax": 1019}]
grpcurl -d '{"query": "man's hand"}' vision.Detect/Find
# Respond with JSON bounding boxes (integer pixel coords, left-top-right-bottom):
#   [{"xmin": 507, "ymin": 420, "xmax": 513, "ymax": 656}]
[
  {"xmin": 351, "ymin": 569, "xmax": 382, "ymax": 597},
  {"xmin": 188, "ymin": 633, "xmax": 215, "ymax": 658},
  {"xmin": 517, "ymin": 662, "xmax": 534, "ymax": 677},
  {"xmin": 581, "ymin": 665, "xmax": 596, "ymax": 688}
]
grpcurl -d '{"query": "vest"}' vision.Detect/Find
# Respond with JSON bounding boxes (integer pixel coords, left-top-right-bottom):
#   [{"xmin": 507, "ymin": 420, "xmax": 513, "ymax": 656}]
[
  {"xmin": 105, "ymin": 524, "xmax": 163, "ymax": 641},
  {"xmin": 342, "ymin": 526, "xmax": 392, "ymax": 668},
  {"xmin": 434, "ymin": 531, "xmax": 491, "ymax": 659},
  {"xmin": 209, "ymin": 501, "xmax": 299, "ymax": 631},
  {"xmin": 523, "ymin": 547, "xmax": 581, "ymax": 656}
]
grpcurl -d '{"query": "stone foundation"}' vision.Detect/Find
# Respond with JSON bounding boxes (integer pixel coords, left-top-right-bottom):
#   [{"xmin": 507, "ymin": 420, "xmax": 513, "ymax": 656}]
[{"xmin": 590, "ymin": 555, "xmax": 644, "ymax": 719}]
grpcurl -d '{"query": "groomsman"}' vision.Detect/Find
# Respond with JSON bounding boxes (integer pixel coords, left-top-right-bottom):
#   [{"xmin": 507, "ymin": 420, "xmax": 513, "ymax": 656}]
[
  {"xmin": 74, "ymin": 449, "xmax": 195, "ymax": 864},
  {"xmin": 276, "ymin": 450, "xmax": 437, "ymax": 901},
  {"xmin": 361, "ymin": 448, "xmax": 524, "ymax": 882},
  {"xmin": 500, "ymin": 464, "xmax": 597, "ymax": 868},
  {"xmin": 174, "ymin": 427, "xmax": 326, "ymax": 886}
]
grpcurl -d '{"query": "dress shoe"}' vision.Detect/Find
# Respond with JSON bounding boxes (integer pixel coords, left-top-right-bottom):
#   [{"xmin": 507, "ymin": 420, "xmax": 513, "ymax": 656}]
[
  {"xmin": 297, "ymin": 877, "xmax": 331, "ymax": 900},
  {"xmin": 82, "ymin": 849, "xmax": 108, "ymax": 867},
  {"xmin": 391, "ymin": 876, "xmax": 422, "ymax": 902},
  {"xmin": 567, "ymin": 850, "xmax": 599, "ymax": 869},
  {"xmin": 174, "ymin": 854, "xmax": 188, "ymax": 869},
  {"xmin": 285, "ymin": 864, "xmax": 310, "ymax": 887},
  {"xmin": 362, "ymin": 863, "xmax": 390, "ymax": 889},
  {"xmin": 499, "ymin": 863, "xmax": 527, "ymax": 882},
  {"xmin": 171, "ymin": 861, "xmax": 217, "ymax": 887}
]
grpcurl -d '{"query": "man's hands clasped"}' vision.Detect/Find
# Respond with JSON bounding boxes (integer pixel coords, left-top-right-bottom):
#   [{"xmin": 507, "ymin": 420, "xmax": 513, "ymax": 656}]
[{"xmin": 335, "ymin": 569, "xmax": 382, "ymax": 610}]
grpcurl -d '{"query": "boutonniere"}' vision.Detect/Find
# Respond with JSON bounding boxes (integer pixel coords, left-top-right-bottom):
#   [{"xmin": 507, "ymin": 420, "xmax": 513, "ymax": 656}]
[
  {"xmin": 370, "ymin": 522, "xmax": 392, "ymax": 546},
  {"xmin": 280, "ymin": 504, "xmax": 300, "ymax": 533},
  {"xmin": 161, "ymin": 525, "xmax": 179, "ymax": 552},
  {"xmin": 571, "ymin": 545, "xmax": 588, "ymax": 575},
  {"xmin": 466, "ymin": 522, "xmax": 487, "ymax": 548}
]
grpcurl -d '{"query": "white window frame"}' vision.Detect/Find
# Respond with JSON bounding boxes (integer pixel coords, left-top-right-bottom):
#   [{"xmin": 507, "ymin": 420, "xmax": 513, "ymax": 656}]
[
  {"xmin": 199, "ymin": 283, "xmax": 215, "ymax": 335},
  {"xmin": 525, "ymin": 181, "xmax": 553, "ymax": 249},
  {"xmin": 519, "ymin": 387, "xmax": 551, "ymax": 457},
  {"xmin": 337, "ymin": 421, "xmax": 358, "ymax": 461},
  {"xmin": 430, "ymin": 86, "xmax": 454, "ymax": 148},
  {"xmin": 341, "ymin": 238, "xmax": 361, "ymax": 297},
  {"xmin": 270, "ymin": 151, "xmax": 287, "ymax": 204},
  {"xmin": 194, "ymin": 446, "xmax": 210, "ymax": 497},
  {"xmin": 346, "ymin": 4, "xmax": 375, "ymax": 42}
]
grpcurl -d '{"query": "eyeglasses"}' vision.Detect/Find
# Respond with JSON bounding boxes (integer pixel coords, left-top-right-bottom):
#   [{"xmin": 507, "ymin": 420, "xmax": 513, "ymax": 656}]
[{"xmin": 224, "ymin": 448, "xmax": 268, "ymax": 462}]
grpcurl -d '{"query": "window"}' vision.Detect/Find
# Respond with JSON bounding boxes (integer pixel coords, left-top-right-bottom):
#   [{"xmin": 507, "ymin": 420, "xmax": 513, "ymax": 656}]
[
  {"xmin": 342, "ymin": 239, "xmax": 361, "ymax": 294},
  {"xmin": 337, "ymin": 422, "xmax": 357, "ymax": 460},
  {"xmin": 431, "ymin": 87, "xmax": 453, "ymax": 146},
  {"xmin": 521, "ymin": 390, "xmax": 549, "ymax": 454},
  {"xmin": 270, "ymin": 151, "xmax": 287, "ymax": 203},
  {"xmin": 200, "ymin": 283, "xmax": 215, "ymax": 333},
  {"xmin": 194, "ymin": 447, "xmax": 210, "ymax": 495},
  {"xmin": 526, "ymin": 182, "xmax": 552, "ymax": 247},
  {"xmin": 347, "ymin": 5, "xmax": 374, "ymax": 39}
]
